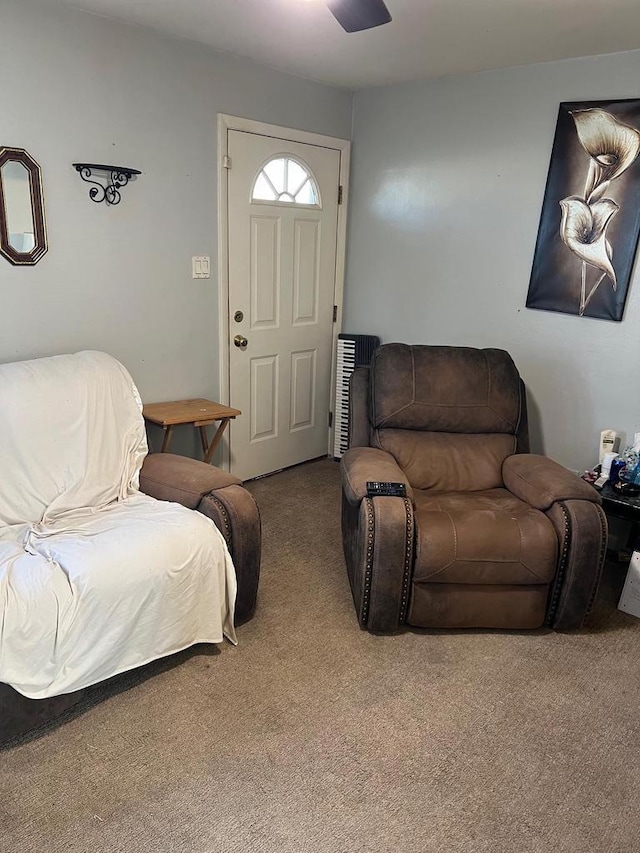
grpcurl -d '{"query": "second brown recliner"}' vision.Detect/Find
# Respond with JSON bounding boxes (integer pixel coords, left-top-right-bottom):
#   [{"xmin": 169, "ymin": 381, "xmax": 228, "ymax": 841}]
[{"xmin": 341, "ymin": 343, "xmax": 607, "ymax": 632}]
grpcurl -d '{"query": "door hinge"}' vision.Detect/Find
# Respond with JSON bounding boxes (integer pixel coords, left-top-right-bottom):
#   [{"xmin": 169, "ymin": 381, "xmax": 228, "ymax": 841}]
[
  {"xmin": 329, "ymin": 411, "xmax": 333, "ymax": 428},
  {"xmin": 338, "ymin": 185, "xmax": 343, "ymax": 204},
  {"xmin": 332, "ymin": 304, "xmax": 338, "ymax": 322},
  {"xmin": 223, "ymin": 155, "xmax": 232, "ymax": 169}
]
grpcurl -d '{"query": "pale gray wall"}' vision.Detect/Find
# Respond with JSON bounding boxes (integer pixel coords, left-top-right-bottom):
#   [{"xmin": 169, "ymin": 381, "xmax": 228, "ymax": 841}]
[
  {"xmin": 345, "ymin": 50, "xmax": 640, "ymax": 473},
  {"xmin": 0, "ymin": 0, "xmax": 351, "ymax": 455},
  {"xmin": 5, "ymin": 0, "xmax": 640, "ymax": 473}
]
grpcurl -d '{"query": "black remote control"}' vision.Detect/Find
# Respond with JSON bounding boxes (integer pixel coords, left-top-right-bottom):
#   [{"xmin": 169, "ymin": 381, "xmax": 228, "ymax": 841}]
[{"xmin": 366, "ymin": 481, "xmax": 407, "ymax": 497}]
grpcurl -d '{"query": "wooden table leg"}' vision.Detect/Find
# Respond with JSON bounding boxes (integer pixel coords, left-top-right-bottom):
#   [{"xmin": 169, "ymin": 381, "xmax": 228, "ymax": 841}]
[
  {"xmin": 203, "ymin": 418, "xmax": 232, "ymax": 464},
  {"xmin": 199, "ymin": 425, "xmax": 209, "ymax": 456},
  {"xmin": 160, "ymin": 424, "xmax": 174, "ymax": 453}
]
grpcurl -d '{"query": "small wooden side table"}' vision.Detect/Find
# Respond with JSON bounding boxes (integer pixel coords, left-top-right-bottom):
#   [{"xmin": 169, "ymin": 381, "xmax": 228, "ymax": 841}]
[{"xmin": 142, "ymin": 398, "xmax": 241, "ymax": 464}]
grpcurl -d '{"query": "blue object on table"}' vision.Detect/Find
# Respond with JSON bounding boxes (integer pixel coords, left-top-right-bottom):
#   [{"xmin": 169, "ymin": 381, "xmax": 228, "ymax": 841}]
[{"xmin": 610, "ymin": 457, "xmax": 626, "ymax": 485}]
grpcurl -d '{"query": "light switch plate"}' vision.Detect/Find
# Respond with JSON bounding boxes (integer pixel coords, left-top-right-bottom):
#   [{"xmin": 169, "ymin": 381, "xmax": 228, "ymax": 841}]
[{"xmin": 192, "ymin": 256, "xmax": 211, "ymax": 279}]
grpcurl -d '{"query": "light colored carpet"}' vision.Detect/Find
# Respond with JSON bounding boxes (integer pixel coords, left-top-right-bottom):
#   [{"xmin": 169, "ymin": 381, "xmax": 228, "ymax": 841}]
[{"xmin": 2, "ymin": 458, "xmax": 639, "ymax": 852}]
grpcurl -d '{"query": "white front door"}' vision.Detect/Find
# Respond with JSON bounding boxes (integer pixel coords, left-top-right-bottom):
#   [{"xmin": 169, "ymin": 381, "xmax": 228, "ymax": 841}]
[{"xmin": 226, "ymin": 129, "xmax": 342, "ymax": 480}]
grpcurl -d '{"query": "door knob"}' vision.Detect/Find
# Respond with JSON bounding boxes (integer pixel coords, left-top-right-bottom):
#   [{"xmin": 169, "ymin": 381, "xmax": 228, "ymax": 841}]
[{"xmin": 234, "ymin": 334, "xmax": 248, "ymax": 349}]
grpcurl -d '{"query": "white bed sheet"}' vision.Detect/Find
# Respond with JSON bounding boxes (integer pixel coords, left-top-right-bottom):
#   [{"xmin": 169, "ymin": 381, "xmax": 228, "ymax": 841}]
[{"xmin": 0, "ymin": 351, "xmax": 236, "ymax": 699}]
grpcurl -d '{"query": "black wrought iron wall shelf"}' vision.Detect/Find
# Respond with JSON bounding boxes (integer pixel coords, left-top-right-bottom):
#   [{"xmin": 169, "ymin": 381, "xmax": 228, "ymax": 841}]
[{"xmin": 73, "ymin": 163, "xmax": 141, "ymax": 206}]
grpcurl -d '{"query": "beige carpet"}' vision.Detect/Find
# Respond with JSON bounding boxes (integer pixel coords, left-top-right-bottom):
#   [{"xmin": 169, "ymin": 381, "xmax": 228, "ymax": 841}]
[{"xmin": 2, "ymin": 458, "xmax": 639, "ymax": 852}]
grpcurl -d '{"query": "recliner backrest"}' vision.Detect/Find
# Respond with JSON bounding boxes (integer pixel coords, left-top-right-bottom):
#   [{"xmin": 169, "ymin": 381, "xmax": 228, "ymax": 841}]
[
  {"xmin": 369, "ymin": 344, "xmax": 524, "ymax": 491},
  {"xmin": 0, "ymin": 351, "xmax": 147, "ymax": 526}
]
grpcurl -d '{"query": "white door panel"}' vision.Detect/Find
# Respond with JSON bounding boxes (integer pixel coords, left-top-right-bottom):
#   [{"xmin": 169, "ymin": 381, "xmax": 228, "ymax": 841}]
[
  {"xmin": 251, "ymin": 355, "xmax": 278, "ymax": 442},
  {"xmin": 290, "ymin": 349, "xmax": 316, "ymax": 431},
  {"xmin": 250, "ymin": 216, "xmax": 280, "ymax": 328},
  {"xmin": 293, "ymin": 219, "xmax": 320, "ymax": 324},
  {"xmin": 227, "ymin": 129, "xmax": 341, "ymax": 480}
]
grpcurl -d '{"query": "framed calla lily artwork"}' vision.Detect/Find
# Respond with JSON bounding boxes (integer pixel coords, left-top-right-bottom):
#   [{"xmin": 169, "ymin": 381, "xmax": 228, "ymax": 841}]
[{"xmin": 527, "ymin": 99, "xmax": 640, "ymax": 321}]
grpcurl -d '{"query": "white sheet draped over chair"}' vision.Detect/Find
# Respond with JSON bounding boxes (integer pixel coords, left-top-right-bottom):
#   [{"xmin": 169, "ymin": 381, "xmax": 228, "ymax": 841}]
[{"xmin": 0, "ymin": 351, "xmax": 236, "ymax": 699}]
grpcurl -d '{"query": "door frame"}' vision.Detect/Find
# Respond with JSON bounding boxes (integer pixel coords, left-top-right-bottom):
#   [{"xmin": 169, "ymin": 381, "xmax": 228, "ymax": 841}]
[{"xmin": 216, "ymin": 113, "xmax": 351, "ymax": 472}]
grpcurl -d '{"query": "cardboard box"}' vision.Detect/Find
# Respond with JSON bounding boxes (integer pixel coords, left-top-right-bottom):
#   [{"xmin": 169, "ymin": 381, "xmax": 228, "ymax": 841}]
[{"xmin": 618, "ymin": 550, "xmax": 640, "ymax": 618}]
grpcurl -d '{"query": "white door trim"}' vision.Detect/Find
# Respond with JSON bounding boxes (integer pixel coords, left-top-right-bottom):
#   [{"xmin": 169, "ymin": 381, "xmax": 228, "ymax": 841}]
[{"xmin": 216, "ymin": 113, "xmax": 350, "ymax": 472}]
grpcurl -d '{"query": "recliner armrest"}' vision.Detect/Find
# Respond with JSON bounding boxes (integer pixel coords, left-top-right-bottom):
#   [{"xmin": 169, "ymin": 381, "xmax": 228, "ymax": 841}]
[
  {"xmin": 139, "ymin": 453, "xmax": 260, "ymax": 625},
  {"xmin": 341, "ymin": 447, "xmax": 413, "ymax": 505},
  {"xmin": 502, "ymin": 453, "xmax": 600, "ymax": 511},
  {"xmin": 139, "ymin": 453, "xmax": 242, "ymax": 509}
]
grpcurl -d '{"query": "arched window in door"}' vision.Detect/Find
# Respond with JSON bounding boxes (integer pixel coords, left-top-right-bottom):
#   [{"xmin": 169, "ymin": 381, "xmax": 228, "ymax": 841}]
[{"xmin": 251, "ymin": 155, "xmax": 320, "ymax": 206}]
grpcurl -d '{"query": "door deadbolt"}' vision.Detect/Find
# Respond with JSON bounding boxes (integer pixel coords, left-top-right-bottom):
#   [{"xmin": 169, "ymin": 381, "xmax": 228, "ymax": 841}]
[
  {"xmin": 234, "ymin": 334, "xmax": 248, "ymax": 349},
  {"xmin": 233, "ymin": 310, "xmax": 244, "ymax": 323}
]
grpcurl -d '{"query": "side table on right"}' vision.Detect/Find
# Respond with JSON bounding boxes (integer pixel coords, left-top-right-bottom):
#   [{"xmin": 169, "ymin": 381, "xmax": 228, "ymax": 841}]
[
  {"xmin": 599, "ymin": 481, "xmax": 640, "ymax": 533},
  {"xmin": 598, "ymin": 481, "xmax": 640, "ymax": 618}
]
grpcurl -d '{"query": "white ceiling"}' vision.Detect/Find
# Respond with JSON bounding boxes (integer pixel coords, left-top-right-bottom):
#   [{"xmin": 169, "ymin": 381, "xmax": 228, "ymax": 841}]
[{"xmin": 59, "ymin": 0, "xmax": 640, "ymax": 89}]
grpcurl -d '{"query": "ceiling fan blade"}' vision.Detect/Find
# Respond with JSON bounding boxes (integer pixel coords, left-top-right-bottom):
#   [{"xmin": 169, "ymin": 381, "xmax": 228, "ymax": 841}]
[{"xmin": 327, "ymin": 0, "xmax": 392, "ymax": 33}]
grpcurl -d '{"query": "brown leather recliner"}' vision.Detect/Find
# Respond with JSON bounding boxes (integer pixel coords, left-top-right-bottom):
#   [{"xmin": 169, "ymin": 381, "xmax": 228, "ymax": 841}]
[
  {"xmin": 138, "ymin": 453, "xmax": 261, "ymax": 625},
  {"xmin": 0, "ymin": 453, "xmax": 260, "ymax": 743},
  {"xmin": 341, "ymin": 344, "xmax": 607, "ymax": 632}
]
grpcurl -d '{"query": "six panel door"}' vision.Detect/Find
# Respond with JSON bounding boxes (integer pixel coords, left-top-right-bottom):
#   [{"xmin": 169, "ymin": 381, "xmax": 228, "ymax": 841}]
[{"xmin": 227, "ymin": 129, "xmax": 341, "ymax": 480}]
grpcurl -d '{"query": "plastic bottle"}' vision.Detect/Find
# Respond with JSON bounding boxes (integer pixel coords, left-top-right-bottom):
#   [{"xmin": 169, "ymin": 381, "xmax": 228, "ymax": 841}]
[{"xmin": 599, "ymin": 429, "xmax": 618, "ymax": 464}]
